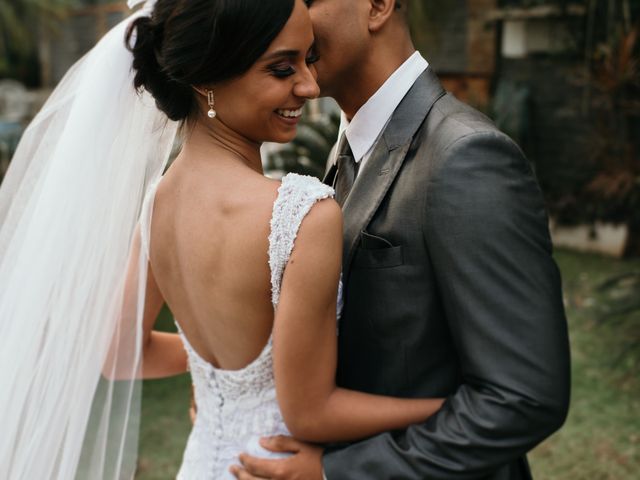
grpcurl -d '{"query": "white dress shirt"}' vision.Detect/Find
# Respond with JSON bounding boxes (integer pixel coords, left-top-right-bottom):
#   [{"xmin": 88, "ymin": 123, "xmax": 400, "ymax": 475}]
[
  {"xmin": 332, "ymin": 51, "xmax": 429, "ymax": 177},
  {"xmin": 323, "ymin": 52, "xmax": 428, "ymax": 480}
]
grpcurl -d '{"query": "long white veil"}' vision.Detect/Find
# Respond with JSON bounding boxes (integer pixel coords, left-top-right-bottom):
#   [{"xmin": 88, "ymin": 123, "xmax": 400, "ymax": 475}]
[{"xmin": 0, "ymin": 1, "xmax": 178, "ymax": 478}]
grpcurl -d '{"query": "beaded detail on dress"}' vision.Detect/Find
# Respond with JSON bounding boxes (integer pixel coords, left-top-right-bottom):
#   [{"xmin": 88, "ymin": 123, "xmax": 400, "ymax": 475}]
[
  {"xmin": 140, "ymin": 173, "xmax": 334, "ymax": 480},
  {"xmin": 268, "ymin": 174, "xmax": 336, "ymax": 306}
]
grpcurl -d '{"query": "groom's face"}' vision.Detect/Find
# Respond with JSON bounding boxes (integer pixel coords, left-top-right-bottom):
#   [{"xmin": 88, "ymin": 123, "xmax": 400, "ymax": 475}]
[{"xmin": 306, "ymin": 0, "xmax": 370, "ymax": 95}]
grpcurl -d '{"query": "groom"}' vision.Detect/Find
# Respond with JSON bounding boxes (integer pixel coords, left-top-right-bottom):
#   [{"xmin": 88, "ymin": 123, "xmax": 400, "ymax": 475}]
[{"xmin": 233, "ymin": 0, "xmax": 571, "ymax": 478}]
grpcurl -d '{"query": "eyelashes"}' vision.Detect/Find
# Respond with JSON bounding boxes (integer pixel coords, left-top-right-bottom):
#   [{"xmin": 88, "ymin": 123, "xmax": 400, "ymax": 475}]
[
  {"xmin": 306, "ymin": 52, "xmax": 320, "ymax": 65},
  {"xmin": 269, "ymin": 65, "xmax": 296, "ymax": 78},
  {"xmin": 268, "ymin": 53, "xmax": 321, "ymax": 78}
]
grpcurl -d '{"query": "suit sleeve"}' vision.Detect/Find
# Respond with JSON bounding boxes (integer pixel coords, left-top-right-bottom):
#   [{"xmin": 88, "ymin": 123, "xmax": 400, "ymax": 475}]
[{"xmin": 323, "ymin": 131, "xmax": 571, "ymax": 478}]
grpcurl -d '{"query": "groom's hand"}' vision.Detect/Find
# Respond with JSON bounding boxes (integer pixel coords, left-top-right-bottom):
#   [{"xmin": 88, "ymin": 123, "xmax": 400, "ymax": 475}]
[{"xmin": 230, "ymin": 435, "xmax": 324, "ymax": 480}]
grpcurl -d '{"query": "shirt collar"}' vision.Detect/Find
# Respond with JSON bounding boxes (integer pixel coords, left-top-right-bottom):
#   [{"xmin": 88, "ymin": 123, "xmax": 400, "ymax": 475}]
[{"xmin": 338, "ymin": 51, "xmax": 429, "ymax": 164}]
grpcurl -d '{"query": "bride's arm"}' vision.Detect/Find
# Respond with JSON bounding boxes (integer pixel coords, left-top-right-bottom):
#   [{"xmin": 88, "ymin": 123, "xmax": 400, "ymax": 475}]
[
  {"xmin": 273, "ymin": 199, "xmax": 444, "ymax": 444},
  {"xmin": 139, "ymin": 258, "xmax": 188, "ymax": 379},
  {"xmin": 108, "ymin": 225, "xmax": 188, "ymax": 380},
  {"xmin": 136, "ymin": 227, "xmax": 188, "ymax": 379}
]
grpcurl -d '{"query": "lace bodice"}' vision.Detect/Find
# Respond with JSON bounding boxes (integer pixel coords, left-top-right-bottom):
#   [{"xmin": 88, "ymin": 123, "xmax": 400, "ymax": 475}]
[{"xmin": 140, "ymin": 173, "xmax": 335, "ymax": 480}]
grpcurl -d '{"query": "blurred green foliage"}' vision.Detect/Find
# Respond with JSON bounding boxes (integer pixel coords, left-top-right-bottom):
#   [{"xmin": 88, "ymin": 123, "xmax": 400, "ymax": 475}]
[
  {"xmin": 407, "ymin": 0, "xmax": 452, "ymax": 55},
  {"xmin": 565, "ymin": 1, "xmax": 640, "ymax": 255},
  {"xmin": 0, "ymin": 0, "xmax": 78, "ymax": 85},
  {"xmin": 264, "ymin": 111, "xmax": 340, "ymax": 179}
]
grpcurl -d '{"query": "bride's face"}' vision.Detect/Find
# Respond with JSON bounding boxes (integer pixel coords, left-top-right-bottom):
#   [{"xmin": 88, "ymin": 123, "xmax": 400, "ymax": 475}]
[{"xmin": 208, "ymin": 0, "xmax": 320, "ymax": 144}]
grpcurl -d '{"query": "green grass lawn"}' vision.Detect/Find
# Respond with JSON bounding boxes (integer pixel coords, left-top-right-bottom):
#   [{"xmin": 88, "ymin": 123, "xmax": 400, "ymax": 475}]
[
  {"xmin": 136, "ymin": 310, "xmax": 191, "ymax": 480},
  {"xmin": 528, "ymin": 250, "xmax": 640, "ymax": 479},
  {"xmin": 135, "ymin": 249, "xmax": 640, "ymax": 479}
]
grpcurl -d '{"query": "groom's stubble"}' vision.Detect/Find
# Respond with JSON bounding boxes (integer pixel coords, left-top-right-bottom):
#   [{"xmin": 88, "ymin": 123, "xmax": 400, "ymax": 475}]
[{"xmin": 307, "ymin": 0, "xmax": 415, "ymax": 119}]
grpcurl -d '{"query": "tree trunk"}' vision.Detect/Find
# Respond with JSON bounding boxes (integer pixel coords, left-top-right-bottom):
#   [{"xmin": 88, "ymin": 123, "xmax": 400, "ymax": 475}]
[{"xmin": 624, "ymin": 218, "xmax": 640, "ymax": 258}]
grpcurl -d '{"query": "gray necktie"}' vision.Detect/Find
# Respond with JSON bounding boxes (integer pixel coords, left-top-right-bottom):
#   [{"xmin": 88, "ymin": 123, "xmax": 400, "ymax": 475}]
[{"xmin": 333, "ymin": 133, "xmax": 358, "ymax": 208}]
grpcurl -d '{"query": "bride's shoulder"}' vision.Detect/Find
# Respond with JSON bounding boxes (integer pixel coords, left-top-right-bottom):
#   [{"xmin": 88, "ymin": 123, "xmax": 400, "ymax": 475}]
[
  {"xmin": 278, "ymin": 172, "xmax": 335, "ymax": 200},
  {"xmin": 271, "ymin": 173, "xmax": 340, "ymax": 235}
]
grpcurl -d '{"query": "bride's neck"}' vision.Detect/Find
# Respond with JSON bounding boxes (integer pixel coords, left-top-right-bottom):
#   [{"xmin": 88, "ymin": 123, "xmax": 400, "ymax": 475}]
[{"xmin": 182, "ymin": 117, "xmax": 263, "ymax": 174}]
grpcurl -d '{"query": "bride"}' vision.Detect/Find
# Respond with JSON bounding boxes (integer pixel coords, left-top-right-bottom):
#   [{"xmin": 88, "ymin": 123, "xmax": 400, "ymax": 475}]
[{"xmin": 0, "ymin": 0, "xmax": 442, "ymax": 478}]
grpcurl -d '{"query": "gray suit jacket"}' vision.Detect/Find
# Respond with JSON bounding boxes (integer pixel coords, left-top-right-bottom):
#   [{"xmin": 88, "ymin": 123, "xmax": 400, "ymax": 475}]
[{"xmin": 322, "ymin": 68, "xmax": 571, "ymax": 479}]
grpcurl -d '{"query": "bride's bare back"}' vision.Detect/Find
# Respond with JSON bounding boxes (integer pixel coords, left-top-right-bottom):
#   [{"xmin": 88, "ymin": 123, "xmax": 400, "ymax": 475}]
[
  {"xmin": 141, "ymin": 144, "xmax": 444, "ymax": 447},
  {"xmin": 148, "ymin": 152, "xmax": 280, "ymax": 370}
]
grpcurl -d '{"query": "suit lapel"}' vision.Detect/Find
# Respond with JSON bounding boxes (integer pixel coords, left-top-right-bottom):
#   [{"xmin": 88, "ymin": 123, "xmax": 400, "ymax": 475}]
[{"xmin": 340, "ymin": 68, "xmax": 446, "ymax": 281}]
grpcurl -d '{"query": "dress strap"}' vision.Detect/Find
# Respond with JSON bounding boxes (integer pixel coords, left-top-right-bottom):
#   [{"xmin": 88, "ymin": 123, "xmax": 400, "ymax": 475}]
[{"xmin": 268, "ymin": 173, "xmax": 334, "ymax": 307}]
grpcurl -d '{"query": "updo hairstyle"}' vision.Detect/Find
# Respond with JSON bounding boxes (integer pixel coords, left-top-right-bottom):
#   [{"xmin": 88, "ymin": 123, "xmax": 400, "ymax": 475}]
[{"xmin": 126, "ymin": 0, "xmax": 296, "ymax": 121}]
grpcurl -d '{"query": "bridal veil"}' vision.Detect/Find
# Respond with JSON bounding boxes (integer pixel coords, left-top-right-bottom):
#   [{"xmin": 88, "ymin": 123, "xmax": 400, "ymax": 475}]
[{"xmin": 0, "ymin": 1, "xmax": 178, "ymax": 478}]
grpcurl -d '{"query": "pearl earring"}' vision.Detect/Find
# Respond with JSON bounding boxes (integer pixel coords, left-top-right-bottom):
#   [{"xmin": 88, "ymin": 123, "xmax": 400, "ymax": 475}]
[{"xmin": 207, "ymin": 89, "xmax": 216, "ymax": 118}]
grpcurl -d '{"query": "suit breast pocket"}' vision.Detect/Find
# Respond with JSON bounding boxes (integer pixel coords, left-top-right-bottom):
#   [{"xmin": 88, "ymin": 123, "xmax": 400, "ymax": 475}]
[{"xmin": 352, "ymin": 231, "xmax": 404, "ymax": 269}]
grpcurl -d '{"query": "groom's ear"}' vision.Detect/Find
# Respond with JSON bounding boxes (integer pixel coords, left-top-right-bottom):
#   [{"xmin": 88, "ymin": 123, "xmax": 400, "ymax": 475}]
[{"xmin": 367, "ymin": 0, "xmax": 397, "ymax": 32}]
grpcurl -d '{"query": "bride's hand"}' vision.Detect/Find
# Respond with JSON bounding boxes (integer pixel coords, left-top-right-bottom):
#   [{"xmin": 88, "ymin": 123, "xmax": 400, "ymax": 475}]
[
  {"xmin": 230, "ymin": 436, "xmax": 324, "ymax": 480},
  {"xmin": 189, "ymin": 384, "xmax": 197, "ymax": 424}
]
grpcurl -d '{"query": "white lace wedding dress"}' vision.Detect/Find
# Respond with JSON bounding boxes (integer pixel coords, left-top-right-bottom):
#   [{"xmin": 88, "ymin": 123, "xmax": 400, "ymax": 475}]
[{"xmin": 139, "ymin": 173, "xmax": 336, "ymax": 480}]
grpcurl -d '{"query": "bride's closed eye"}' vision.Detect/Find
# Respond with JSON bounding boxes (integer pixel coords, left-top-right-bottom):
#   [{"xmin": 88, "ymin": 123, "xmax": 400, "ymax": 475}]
[
  {"xmin": 306, "ymin": 51, "xmax": 320, "ymax": 65},
  {"xmin": 268, "ymin": 62, "xmax": 297, "ymax": 78},
  {"xmin": 267, "ymin": 51, "xmax": 320, "ymax": 78}
]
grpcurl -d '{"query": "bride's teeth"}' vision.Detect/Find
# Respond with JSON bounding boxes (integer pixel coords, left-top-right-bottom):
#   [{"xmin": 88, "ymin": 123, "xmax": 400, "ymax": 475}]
[{"xmin": 277, "ymin": 108, "xmax": 302, "ymax": 118}]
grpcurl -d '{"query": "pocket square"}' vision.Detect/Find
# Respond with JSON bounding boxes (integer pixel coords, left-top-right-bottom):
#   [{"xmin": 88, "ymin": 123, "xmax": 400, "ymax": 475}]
[{"xmin": 360, "ymin": 231, "xmax": 394, "ymax": 250}]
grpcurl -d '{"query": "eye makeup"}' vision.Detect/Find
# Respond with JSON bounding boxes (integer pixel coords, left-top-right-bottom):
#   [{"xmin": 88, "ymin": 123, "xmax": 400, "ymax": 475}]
[{"xmin": 266, "ymin": 49, "xmax": 320, "ymax": 78}]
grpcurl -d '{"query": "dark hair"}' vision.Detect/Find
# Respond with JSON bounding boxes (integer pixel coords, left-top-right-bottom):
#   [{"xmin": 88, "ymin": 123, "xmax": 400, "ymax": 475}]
[{"xmin": 126, "ymin": 0, "xmax": 296, "ymax": 121}]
